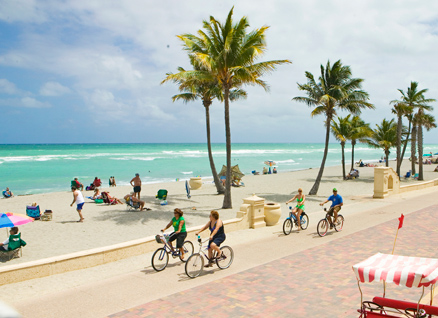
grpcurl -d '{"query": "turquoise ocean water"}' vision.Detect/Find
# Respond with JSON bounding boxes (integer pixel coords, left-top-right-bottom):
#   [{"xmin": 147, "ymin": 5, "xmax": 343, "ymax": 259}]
[{"xmin": 1, "ymin": 143, "xmax": 437, "ymax": 195}]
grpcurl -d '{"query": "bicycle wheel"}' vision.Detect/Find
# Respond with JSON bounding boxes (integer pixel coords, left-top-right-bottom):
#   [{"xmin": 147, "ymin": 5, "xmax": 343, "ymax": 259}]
[
  {"xmin": 334, "ymin": 214, "xmax": 344, "ymax": 232},
  {"xmin": 185, "ymin": 253, "xmax": 204, "ymax": 278},
  {"xmin": 179, "ymin": 241, "xmax": 194, "ymax": 262},
  {"xmin": 300, "ymin": 214, "xmax": 309, "ymax": 230},
  {"xmin": 317, "ymin": 219, "xmax": 328, "ymax": 237},
  {"xmin": 216, "ymin": 246, "xmax": 234, "ymax": 269},
  {"xmin": 283, "ymin": 218, "xmax": 293, "ymax": 235},
  {"xmin": 151, "ymin": 248, "xmax": 169, "ymax": 271}
]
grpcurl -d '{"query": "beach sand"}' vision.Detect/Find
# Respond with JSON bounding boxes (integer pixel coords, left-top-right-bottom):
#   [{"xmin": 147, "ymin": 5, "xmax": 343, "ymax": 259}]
[{"xmin": 0, "ymin": 159, "xmax": 435, "ymax": 265}]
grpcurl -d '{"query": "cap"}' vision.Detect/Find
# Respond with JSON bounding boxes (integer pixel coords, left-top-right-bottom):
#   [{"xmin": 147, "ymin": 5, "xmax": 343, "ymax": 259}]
[{"xmin": 333, "ymin": 188, "xmax": 337, "ymax": 192}]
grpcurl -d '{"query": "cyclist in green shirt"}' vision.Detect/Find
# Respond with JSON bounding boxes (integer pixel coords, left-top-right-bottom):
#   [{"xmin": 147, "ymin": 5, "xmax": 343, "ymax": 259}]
[
  {"xmin": 162, "ymin": 208, "xmax": 187, "ymax": 259},
  {"xmin": 285, "ymin": 188, "xmax": 306, "ymax": 230}
]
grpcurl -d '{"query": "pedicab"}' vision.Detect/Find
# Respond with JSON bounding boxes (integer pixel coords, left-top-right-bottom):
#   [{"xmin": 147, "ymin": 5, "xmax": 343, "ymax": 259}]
[{"xmin": 353, "ymin": 253, "xmax": 438, "ymax": 317}]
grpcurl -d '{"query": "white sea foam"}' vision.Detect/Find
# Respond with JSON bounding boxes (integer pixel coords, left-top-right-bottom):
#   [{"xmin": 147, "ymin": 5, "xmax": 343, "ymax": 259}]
[
  {"xmin": 276, "ymin": 159, "xmax": 295, "ymax": 164},
  {"xmin": 182, "ymin": 171, "xmax": 193, "ymax": 175}
]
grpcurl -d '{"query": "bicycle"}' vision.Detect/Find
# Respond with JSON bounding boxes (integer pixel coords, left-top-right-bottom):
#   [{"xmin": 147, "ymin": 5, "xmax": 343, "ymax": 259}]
[
  {"xmin": 151, "ymin": 231, "xmax": 194, "ymax": 271},
  {"xmin": 283, "ymin": 205, "xmax": 309, "ymax": 235},
  {"xmin": 316, "ymin": 207, "xmax": 344, "ymax": 237},
  {"xmin": 185, "ymin": 235, "xmax": 234, "ymax": 278}
]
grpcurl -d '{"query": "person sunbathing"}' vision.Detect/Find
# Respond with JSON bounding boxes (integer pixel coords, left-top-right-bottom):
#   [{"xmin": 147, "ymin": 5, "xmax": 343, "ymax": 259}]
[
  {"xmin": 3, "ymin": 187, "xmax": 14, "ymax": 198},
  {"xmin": 92, "ymin": 188, "xmax": 102, "ymax": 200},
  {"xmin": 124, "ymin": 193, "xmax": 149, "ymax": 211},
  {"xmin": 101, "ymin": 191, "xmax": 123, "ymax": 205}
]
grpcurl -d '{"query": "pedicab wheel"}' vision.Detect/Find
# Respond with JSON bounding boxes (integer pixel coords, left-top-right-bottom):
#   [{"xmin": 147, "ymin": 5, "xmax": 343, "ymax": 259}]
[
  {"xmin": 185, "ymin": 253, "xmax": 204, "ymax": 278},
  {"xmin": 362, "ymin": 301, "xmax": 384, "ymax": 312},
  {"xmin": 283, "ymin": 219, "xmax": 293, "ymax": 235},
  {"xmin": 317, "ymin": 219, "xmax": 328, "ymax": 237},
  {"xmin": 300, "ymin": 214, "xmax": 309, "ymax": 230},
  {"xmin": 405, "ymin": 308, "xmax": 427, "ymax": 318},
  {"xmin": 179, "ymin": 241, "xmax": 194, "ymax": 263},
  {"xmin": 334, "ymin": 215, "xmax": 344, "ymax": 232},
  {"xmin": 151, "ymin": 248, "xmax": 169, "ymax": 271},
  {"xmin": 216, "ymin": 246, "xmax": 234, "ymax": 269}
]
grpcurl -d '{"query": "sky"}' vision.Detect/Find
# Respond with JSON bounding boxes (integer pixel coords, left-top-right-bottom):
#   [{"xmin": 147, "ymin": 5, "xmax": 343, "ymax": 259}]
[{"xmin": 0, "ymin": 0, "xmax": 438, "ymax": 144}]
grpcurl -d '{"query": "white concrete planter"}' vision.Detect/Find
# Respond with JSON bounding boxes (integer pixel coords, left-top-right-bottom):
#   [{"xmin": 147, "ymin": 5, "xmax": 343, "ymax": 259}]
[
  {"xmin": 264, "ymin": 202, "xmax": 281, "ymax": 226},
  {"xmin": 189, "ymin": 177, "xmax": 202, "ymax": 190}
]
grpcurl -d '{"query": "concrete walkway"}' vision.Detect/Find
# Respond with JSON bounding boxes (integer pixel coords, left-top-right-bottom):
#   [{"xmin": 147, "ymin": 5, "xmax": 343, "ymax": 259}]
[{"xmin": 2, "ymin": 187, "xmax": 438, "ymax": 317}]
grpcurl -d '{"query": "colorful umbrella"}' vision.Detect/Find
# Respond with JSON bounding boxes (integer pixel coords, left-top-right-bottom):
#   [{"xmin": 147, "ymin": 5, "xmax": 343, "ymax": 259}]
[
  {"xmin": 264, "ymin": 160, "xmax": 276, "ymax": 167},
  {"xmin": 0, "ymin": 212, "xmax": 34, "ymax": 228}
]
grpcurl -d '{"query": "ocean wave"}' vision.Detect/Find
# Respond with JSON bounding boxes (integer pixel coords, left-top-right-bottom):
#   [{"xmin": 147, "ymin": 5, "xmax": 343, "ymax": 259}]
[
  {"xmin": 182, "ymin": 171, "xmax": 193, "ymax": 175},
  {"xmin": 110, "ymin": 157, "xmax": 159, "ymax": 161},
  {"xmin": 276, "ymin": 159, "xmax": 295, "ymax": 164}
]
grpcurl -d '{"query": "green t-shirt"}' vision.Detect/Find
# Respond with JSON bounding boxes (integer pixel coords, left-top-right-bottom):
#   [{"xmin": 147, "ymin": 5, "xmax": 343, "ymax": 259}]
[{"xmin": 172, "ymin": 216, "xmax": 186, "ymax": 232}]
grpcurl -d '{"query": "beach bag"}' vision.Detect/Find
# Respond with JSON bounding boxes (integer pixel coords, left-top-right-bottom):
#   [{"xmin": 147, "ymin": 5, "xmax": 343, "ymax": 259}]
[{"xmin": 95, "ymin": 199, "xmax": 104, "ymax": 204}]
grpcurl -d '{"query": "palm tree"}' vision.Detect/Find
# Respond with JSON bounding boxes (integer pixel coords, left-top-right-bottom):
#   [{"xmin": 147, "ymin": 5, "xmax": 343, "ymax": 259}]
[
  {"xmin": 392, "ymin": 82, "xmax": 433, "ymax": 175},
  {"xmin": 331, "ymin": 116, "xmax": 351, "ymax": 180},
  {"xmin": 162, "ymin": 63, "xmax": 247, "ymax": 194},
  {"xmin": 293, "ymin": 60, "xmax": 374, "ymax": 195},
  {"xmin": 417, "ymin": 112, "xmax": 436, "ymax": 180},
  {"xmin": 365, "ymin": 119, "xmax": 398, "ymax": 167},
  {"xmin": 178, "ymin": 7, "xmax": 291, "ymax": 208},
  {"xmin": 349, "ymin": 116, "xmax": 372, "ymax": 171},
  {"xmin": 390, "ymin": 103, "xmax": 412, "ymax": 177}
]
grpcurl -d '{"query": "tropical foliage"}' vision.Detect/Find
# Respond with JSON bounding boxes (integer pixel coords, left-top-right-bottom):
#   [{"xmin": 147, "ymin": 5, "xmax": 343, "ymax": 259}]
[
  {"xmin": 293, "ymin": 60, "xmax": 374, "ymax": 195},
  {"xmin": 177, "ymin": 7, "xmax": 291, "ymax": 208},
  {"xmin": 391, "ymin": 82, "xmax": 435, "ymax": 178},
  {"xmin": 365, "ymin": 119, "xmax": 398, "ymax": 167},
  {"xmin": 162, "ymin": 61, "xmax": 247, "ymax": 194}
]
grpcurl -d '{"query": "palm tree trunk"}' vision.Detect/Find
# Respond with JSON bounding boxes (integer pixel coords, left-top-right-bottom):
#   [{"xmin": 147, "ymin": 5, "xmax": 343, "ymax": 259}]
[
  {"xmin": 350, "ymin": 139, "xmax": 356, "ymax": 171},
  {"xmin": 341, "ymin": 142, "xmax": 346, "ymax": 180},
  {"xmin": 385, "ymin": 149, "xmax": 389, "ymax": 167},
  {"xmin": 396, "ymin": 115, "xmax": 402, "ymax": 178},
  {"xmin": 222, "ymin": 86, "xmax": 232, "ymax": 209},
  {"xmin": 205, "ymin": 104, "xmax": 225, "ymax": 194},
  {"xmin": 418, "ymin": 124, "xmax": 424, "ymax": 181},
  {"xmin": 411, "ymin": 125, "xmax": 417, "ymax": 175},
  {"xmin": 401, "ymin": 118, "xmax": 412, "ymax": 164},
  {"xmin": 309, "ymin": 116, "xmax": 331, "ymax": 195}
]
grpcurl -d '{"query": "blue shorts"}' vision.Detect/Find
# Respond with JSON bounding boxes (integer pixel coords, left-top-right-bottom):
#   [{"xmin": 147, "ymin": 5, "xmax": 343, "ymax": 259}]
[
  {"xmin": 77, "ymin": 202, "xmax": 84, "ymax": 210},
  {"xmin": 208, "ymin": 234, "xmax": 225, "ymax": 248}
]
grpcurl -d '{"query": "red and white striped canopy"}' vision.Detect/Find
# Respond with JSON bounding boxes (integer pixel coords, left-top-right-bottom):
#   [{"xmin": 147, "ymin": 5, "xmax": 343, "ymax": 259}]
[{"xmin": 353, "ymin": 253, "xmax": 438, "ymax": 288}]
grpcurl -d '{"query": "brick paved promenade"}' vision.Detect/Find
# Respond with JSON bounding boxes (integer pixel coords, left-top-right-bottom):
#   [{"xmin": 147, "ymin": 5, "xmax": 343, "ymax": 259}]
[{"xmin": 109, "ymin": 205, "xmax": 438, "ymax": 317}]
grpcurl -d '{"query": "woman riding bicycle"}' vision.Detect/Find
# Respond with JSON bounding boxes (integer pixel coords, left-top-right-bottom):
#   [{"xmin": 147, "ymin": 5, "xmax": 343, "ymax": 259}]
[
  {"xmin": 161, "ymin": 208, "xmax": 187, "ymax": 259},
  {"xmin": 285, "ymin": 188, "xmax": 306, "ymax": 230},
  {"xmin": 195, "ymin": 210, "xmax": 225, "ymax": 267}
]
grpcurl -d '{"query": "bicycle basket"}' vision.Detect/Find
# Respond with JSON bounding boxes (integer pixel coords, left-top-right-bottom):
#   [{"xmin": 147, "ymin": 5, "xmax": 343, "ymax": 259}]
[{"xmin": 155, "ymin": 235, "xmax": 162, "ymax": 243}]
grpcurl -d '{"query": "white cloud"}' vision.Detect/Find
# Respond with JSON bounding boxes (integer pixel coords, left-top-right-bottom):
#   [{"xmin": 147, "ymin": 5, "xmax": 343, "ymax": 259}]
[
  {"xmin": 0, "ymin": 79, "xmax": 20, "ymax": 94},
  {"xmin": 40, "ymin": 81, "xmax": 71, "ymax": 96},
  {"xmin": 0, "ymin": 0, "xmax": 47, "ymax": 23},
  {"xmin": 1, "ymin": 0, "xmax": 438, "ymax": 141},
  {"xmin": 0, "ymin": 97, "xmax": 51, "ymax": 108}
]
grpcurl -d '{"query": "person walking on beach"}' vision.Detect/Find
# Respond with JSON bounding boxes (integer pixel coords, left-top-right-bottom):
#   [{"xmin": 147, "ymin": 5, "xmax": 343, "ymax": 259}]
[
  {"xmin": 70, "ymin": 186, "xmax": 85, "ymax": 222},
  {"xmin": 320, "ymin": 188, "xmax": 343, "ymax": 229},
  {"xmin": 161, "ymin": 208, "xmax": 187, "ymax": 259},
  {"xmin": 195, "ymin": 210, "xmax": 226, "ymax": 268},
  {"xmin": 285, "ymin": 188, "xmax": 305, "ymax": 230},
  {"xmin": 130, "ymin": 173, "xmax": 142, "ymax": 199}
]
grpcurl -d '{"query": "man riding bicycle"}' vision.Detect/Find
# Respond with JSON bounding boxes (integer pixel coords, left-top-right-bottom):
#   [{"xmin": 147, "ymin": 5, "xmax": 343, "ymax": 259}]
[{"xmin": 320, "ymin": 188, "xmax": 343, "ymax": 229}]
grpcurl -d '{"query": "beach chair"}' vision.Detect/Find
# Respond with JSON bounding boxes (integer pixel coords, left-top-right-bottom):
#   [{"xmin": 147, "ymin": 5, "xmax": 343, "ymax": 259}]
[
  {"xmin": 2, "ymin": 191, "xmax": 12, "ymax": 198},
  {"xmin": 413, "ymin": 173, "xmax": 419, "ymax": 180},
  {"xmin": 126, "ymin": 197, "xmax": 141, "ymax": 211},
  {"xmin": 26, "ymin": 205, "xmax": 41, "ymax": 219},
  {"xmin": 404, "ymin": 171, "xmax": 411, "ymax": 179},
  {"xmin": 155, "ymin": 189, "xmax": 168, "ymax": 201},
  {"xmin": 0, "ymin": 233, "xmax": 26, "ymax": 261}
]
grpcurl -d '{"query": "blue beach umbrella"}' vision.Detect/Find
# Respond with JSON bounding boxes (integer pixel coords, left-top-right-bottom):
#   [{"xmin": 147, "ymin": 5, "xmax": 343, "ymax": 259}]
[{"xmin": 0, "ymin": 214, "xmax": 14, "ymax": 228}]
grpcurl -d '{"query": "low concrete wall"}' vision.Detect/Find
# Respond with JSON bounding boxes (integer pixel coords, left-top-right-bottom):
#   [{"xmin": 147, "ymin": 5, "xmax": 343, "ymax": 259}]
[
  {"xmin": 399, "ymin": 179, "xmax": 438, "ymax": 193},
  {"xmin": 0, "ymin": 202, "xmax": 252, "ymax": 286}
]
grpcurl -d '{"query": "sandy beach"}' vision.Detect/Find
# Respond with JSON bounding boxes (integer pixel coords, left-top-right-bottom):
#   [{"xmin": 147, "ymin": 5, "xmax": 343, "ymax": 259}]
[{"xmin": 0, "ymin": 159, "xmax": 436, "ymax": 265}]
